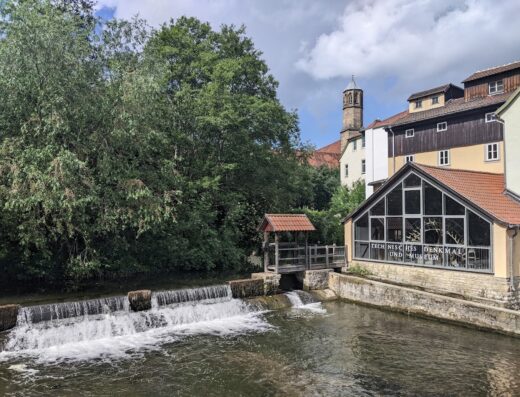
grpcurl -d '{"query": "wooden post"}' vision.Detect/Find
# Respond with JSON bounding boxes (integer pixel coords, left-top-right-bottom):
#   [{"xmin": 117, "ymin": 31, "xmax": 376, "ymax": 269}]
[
  {"xmin": 275, "ymin": 233, "xmax": 279, "ymax": 274},
  {"xmin": 263, "ymin": 231, "xmax": 269, "ymax": 272},
  {"xmin": 333, "ymin": 243, "xmax": 336, "ymax": 265},
  {"xmin": 305, "ymin": 233, "xmax": 309, "ymax": 270},
  {"xmin": 326, "ymin": 245, "xmax": 329, "ymax": 268}
]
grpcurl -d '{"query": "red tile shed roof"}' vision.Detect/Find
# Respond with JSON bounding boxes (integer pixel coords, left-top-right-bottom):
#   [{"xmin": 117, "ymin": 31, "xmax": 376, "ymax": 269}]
[
  {"xmin": 308, "ymin": 140, "xmax": 341, "ymax": 168},
  {"xmin": 414, "ymin": 164, "xmax": 520, "ymax": 225},
  {"xmin": 259, "ymin": 214, "xmax": 316, "ymax": 232}
]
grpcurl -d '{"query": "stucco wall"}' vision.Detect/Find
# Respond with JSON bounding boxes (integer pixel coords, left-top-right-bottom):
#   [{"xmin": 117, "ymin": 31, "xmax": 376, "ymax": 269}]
[
  {"xmin": 408, "ymin": 93, "xmax": 446, "ymax": 113},
  {"xmin": 388, "ymin": 142, "xmax": 505, "ymax": 176},
  {"xmin": 364, "ymin": 127, "xmax": 388, "ymax": 197},
  {"xmin": 340, "ymin": 137, "xmax": 365, "ymax": 187},
  {"xmin": 502, "ymin": 96, "xmax": 520, "ymax": 196}
]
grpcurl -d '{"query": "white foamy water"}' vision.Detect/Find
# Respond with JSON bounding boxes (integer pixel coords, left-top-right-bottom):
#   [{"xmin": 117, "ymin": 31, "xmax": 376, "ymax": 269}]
[
  {"xmin": 0, "ymin": 285, "xmax": 271, "ymax": 363},
  {"xmin": 285, "ymin": 291, "xmax": 326, "ymax": 314}
]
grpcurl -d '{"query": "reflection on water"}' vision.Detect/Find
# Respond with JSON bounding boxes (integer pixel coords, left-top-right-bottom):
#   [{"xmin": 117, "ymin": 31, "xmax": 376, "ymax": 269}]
[{"xmin": 1, "ymin": 300, "xmax": 520, "ymax": 396}]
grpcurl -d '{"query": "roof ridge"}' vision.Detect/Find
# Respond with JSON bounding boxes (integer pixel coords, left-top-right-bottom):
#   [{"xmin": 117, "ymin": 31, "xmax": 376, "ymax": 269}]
[{"xmin": 472, "ymin": 60, "xmax": 520, "ymax": 75}]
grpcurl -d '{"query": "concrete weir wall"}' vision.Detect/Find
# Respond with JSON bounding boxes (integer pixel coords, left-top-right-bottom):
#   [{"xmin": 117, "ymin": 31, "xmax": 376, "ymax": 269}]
[{"xmin": 329, "ymin": 272, "xmax": 520, "ymax": 337}]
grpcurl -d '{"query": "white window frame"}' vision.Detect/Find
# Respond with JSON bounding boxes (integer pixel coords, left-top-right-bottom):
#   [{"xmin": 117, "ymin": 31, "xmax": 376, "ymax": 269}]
[
  {"xmin": 485, "ymin": 112, "xmax": 496, "ymax": 123},
  {"xmin": 415, "ymin": 100, "xmax": 422, "ymax": 109},
  {"xmin": 432, "ymin": 96, "xmax": 439, "ymax": 105},
  {"xmin": 489, "ymin": 80, "xmax": 504, "ymax": 95},
  {"xmin": 353, "ymin": 139, "xmax": 357, "ymax": 151},
  {"xmin": 485, "ymin": 143, "xmax": 499, "ymax": 162},
  {"xmin": 361, "ymin": 159, "xmax": 366, "ymax": 174},
  {"xmin": 437, "ymin": 122, "xmax": 447, "ymax": 132},
  {"xmin": 405, "ymin": 129, "xmax": 415, "ymax": 138},
  {"xmin": 438, "ymin": 150, "xmax": 450, "ymax": 166},
  {"xmin": 405, "ymin": 155, "xmax": 415, "ymax": 163},
  {"xmin": 345, "ymin": 164, "xmax": 349, "ymax": 177}
]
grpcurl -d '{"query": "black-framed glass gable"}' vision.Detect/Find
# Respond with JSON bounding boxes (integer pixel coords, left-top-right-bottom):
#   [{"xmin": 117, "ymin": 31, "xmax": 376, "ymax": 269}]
[{"xmin": 352, "ymin": 171, "xmax": 493, "ymax": 273}]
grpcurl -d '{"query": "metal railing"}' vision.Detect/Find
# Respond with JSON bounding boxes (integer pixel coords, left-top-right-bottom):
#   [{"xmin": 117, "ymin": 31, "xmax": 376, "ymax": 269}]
[{"xmin": 266, "ymin": 243, "xmax": 346, "ymax": 273}]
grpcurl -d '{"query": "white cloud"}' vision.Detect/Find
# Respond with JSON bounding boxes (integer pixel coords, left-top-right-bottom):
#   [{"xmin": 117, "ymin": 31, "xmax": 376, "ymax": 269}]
[{"xmin": 297, "ymin": 0, "xmax": 520, "ymax": 90}]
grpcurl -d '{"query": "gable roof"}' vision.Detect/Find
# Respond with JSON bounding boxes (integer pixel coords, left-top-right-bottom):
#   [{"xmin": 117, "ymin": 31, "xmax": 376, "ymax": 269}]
[
  {"xmin": 462, "ymin": 60, "xmax": 520, "ymax": 83},
  {"xmin": 308, "ymin": 140, "xmax": 341, "ymax": 168},
  {"xmin": 366, "ymin": 110, "xmax": 409, "ymax": 129},
  {"xmin": 344, "ymin": 163, "xmax": 520, "ymax": 226},
  {"xmin": 407, "ymin": 84, "xmax": 460, "ymax": 101},
  {"xmin": 259, "ymin": 214, "xmax": 316, "ymax": 232},
  {"xmin": 390, "ymin": 91, "xmax": 511, "ymax": 128}
]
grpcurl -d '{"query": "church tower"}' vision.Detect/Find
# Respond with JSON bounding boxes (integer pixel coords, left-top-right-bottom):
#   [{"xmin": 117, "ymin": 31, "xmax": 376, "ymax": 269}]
[{"xmin": 341, "ymin": 75, "xmax": 363, "ymax": 152}]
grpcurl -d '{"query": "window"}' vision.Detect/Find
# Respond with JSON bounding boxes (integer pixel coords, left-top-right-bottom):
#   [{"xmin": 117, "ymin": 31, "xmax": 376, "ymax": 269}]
[
  {"xmin": 352, "ymin": 171, "xmax": 492, "ymax": 272},
  {"xmin": 415, "ymin": 100, "xmax": 422, "ymax": 109},
  {"xmin": 432, "ymin": 96, "xmax": 439, "ymax": 105},
  {"xmin": 405, "ymin": 129, "xmax": 414, "ymax": 138},
  {"xmin": 489, "ymin": 80, "xmax": 504, "ymax": 95},
  {"xmin": 345, "ymin": 164, "xmax": 349, "ymax": 177},
  {"xmin": 361, "ymin": 135, "xmax": 366, "ymax": 148},
  {"xmin": 438, "ymin": 150, "xmax": 449, "ymax": 166},
  {"xmin": 361, "ymin": 159, "xmax": 366, "ymax": 174},
  {"xmin": 485, "ymin": 112, "xmax": 496, "ymax": 123},
  {"xmin": 437, "ymin": 122, "xmax": 447, "ymax": 132},
  {"xmin": 486, "ymin": 143, "xmax": 499, "ymax": 161},
  {"xmin": 405, "ymin": 155, "xmax": 415, "ymax": 163},
  {"xmin": 353, "ymin": 140, "xmax": 357, "ymax": 151}
]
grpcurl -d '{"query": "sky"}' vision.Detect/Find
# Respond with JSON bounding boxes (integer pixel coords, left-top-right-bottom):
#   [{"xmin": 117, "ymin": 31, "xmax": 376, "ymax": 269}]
[{"xmin": 95, "ymin": 0, "xmax": 520, "ymax": 148}]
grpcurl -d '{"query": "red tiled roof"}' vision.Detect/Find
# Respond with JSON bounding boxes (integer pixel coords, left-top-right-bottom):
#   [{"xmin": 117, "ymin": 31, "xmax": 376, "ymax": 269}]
[
  {"xmin": 462, "ymin": 60, "xmax": 520, "ymax": 83},
  {"xmin": 308, "ymin": 140, "xmax": 341, "ymax": 168},
  {"xmin": 259, "ymin": 214, "xmax": 316, "ymax": 232},
  {"xmin": 367, "ymin": 110, "xmax": 409, "ymax": 129},
  {"xmin": 414, "ymin": 164, "xmax": 520, "ymax": 225}
]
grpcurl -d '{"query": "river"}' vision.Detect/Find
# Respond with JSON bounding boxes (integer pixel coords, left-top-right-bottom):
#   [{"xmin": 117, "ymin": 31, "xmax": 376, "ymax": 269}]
[{"xmin": 1, "ymin": 285, "xmax": 520, "ymax": 396}]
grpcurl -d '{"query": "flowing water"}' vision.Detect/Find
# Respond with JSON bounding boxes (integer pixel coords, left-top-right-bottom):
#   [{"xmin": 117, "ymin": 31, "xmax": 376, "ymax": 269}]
[{"xmin": 2, "ymin": 285, "xmax": 520, "ymax": 396}]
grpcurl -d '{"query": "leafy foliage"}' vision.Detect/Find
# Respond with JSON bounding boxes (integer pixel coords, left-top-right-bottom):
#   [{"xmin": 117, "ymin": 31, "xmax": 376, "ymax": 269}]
[{"xmin": 0, "ymin": 1, "xmax": 309, "ymax": 286}]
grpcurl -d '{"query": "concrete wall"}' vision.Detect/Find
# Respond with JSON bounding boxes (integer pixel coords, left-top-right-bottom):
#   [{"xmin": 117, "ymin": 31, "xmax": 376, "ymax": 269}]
[
  {"xmin": 388, "ymin": 142, "xmax": 505, "ymax": 177},
  {"xmin": 340, "ymin": 137, "xmax": 365, "ymax": 187},
  {"xmin": 364, "ymin": 126, "xmax": 388, "ymax": 197},
  {"xmin": 328, "ymin": 272, "xmax": 520, "ymax": 337},
  {"xmin": 502, "ymin": 94, "xmax": 520, "ymax": 197}
]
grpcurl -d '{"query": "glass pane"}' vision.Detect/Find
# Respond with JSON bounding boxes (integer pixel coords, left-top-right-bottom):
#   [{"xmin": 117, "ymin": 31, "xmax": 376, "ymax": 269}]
[
  {"xmin": 468, "ymin": 211, "xmax": 491, "ymax": 246},
  {"xmin": 467, "ymin": 248, "xmax": 490, "ymax": 271},
  {"xmin": 424, "ymin": 182, "xmax": 442, "ymax": 215},
  {"xmin": 404, "ymin": 173, "xmax": 421, "ymax": 187},
  {"xmin": 386, "ymin": 243, "xmax": 404, "ymax": 262},
  {"xmin": 446, "ymin": 218, "xmax": 465, "ymax": 245},
  {"xmin": 371, "ymin": 218, "xmax": 385, "ymax": 241},
  {"xmin": 405, "ymin": 190, "xmax": 420, "ymax": 214},
  {"xmin": 445, "ymin": 195, "xmax": 465, "ymax": 215},
  {"xmin": 354, "ymin": 213, "xmax": 369, "ymax": 240},
  {"xmin": 386, "ymin": 217, "xmax": 403, "ymax": 242},
  {"xmin": 370, "ymin": 242, "xmax": 385, "ymax": 260},
  {"xmin": 424, "ymin": 217, "xmax": 443, "ymax": 244},
  {"xmin": 387, "ymin": 184, "xmax": 403, "ymax": 215},
  {"xmin": 370, "ymin": 199, "xmax": 385, "ymax": 216},
  {"xmin": 355, "ymin": 242, "xmax": 369, "ymax": 259},
  {"xmin": 405, "ymin": 218, "xmax": 421, "ymax": 242},
  {"xmin": 423, "ymin": 246, "xmax": 443, "ymax": 266},
  {"xmin": 405, "ymin": 244, "xmax": 423, "ymax": 264},
  {"xmin": 445, "ymin": 247, "xmax": 466, "ymax": 269}
]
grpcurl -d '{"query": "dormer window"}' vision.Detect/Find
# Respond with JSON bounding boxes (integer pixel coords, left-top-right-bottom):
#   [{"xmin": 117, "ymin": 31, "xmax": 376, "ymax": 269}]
[
  {"xmin": 415, "ymin": 100, "xmax": 422, "ymax": 109},
  {"xmin": 489, "ymin": 80, "xmax": 504, "ymax": 95},
  {"xmin": 432, "ymin": 96, "xmax": 439, "ymax": 105}
]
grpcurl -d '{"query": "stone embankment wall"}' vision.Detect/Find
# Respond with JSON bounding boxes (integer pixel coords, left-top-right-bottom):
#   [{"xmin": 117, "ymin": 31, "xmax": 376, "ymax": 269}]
[
  {"xmin": 347, "ymin": 261, "xmax": 520, "ymax": 309},
  {"xmin": 0, "ymin": 305, "xmax": 19, "ymax": 332},
  {"xmin": 329, "ymin": 272, "xmax": 520, "ymax": 337}
]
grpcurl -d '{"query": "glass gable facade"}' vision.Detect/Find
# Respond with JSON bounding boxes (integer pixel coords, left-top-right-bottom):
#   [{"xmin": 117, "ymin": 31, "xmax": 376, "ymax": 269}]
[{"xmin": 353, "ymin": 172, "xmax": 493, "ymax": 273}]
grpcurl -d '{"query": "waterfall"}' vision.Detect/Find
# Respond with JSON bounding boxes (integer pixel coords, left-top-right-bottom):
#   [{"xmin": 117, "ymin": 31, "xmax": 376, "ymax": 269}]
[
  {"xmin": 0, "ymin": 285, "xmax": 270, "ymax": 363},
  {"xmin": 285, "ymin": 290, "xmax": 326, "ymax": 314},
  {"xmin": 152, "ymin": 284, "xmax": 232, "ymax": 307}
]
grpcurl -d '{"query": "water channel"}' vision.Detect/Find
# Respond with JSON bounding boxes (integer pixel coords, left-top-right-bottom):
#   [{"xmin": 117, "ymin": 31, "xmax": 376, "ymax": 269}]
[{"xmin": 1, "ymin": 284, "xmax": 520, "ymax": 396}]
